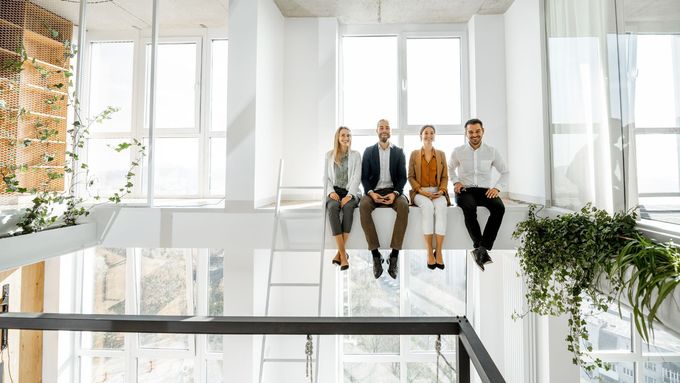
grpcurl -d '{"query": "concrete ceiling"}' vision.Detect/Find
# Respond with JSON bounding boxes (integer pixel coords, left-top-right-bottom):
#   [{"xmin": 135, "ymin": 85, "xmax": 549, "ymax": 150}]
[
  {"xmin": 273, "ymin": 0, "xmax": 516, "ymax": 24},
  {"xmin": 24, "ymin": 0, "xmax": 680, "ymax": 31},
  {"xmin": 624, "ymin": 0, "xmax": 680, "ymax": 24},
  {"xmin": 30, "ymin": 0, "xmax": 228, "ymax": 30}
]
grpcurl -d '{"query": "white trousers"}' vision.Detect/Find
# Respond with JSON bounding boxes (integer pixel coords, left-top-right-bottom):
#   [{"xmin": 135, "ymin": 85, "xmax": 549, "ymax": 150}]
[{"xmin": 413, "ymin": 186, "xmax": 448, "ymax": 236}]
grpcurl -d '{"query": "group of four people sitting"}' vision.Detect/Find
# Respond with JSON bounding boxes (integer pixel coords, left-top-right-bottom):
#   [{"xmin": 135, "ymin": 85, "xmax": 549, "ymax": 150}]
[{"xmin": 325, "ymin": 118, "xmax": 508, "ymax": 279}]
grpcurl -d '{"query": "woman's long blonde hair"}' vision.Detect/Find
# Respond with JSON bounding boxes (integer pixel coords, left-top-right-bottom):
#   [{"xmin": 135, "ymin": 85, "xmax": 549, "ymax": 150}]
[{"xmin": 331, "ymin": 126, "xmax": 351, "ymax": 165}]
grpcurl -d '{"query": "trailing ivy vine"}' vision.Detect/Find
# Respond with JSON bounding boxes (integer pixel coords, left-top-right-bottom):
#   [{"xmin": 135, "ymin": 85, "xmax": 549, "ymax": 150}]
[
  {"xmin": 512, "ymin": 204, "xmax": 638, "ymax": 373},
  {"xmin": 0, "ymin": 30, "xmax": 145, "ymax": 235}
]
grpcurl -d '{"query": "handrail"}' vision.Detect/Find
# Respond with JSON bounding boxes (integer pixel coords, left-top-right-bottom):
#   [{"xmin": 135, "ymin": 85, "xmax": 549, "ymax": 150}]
[{"xmin": 0, "ymin": 313, "xmax": 505, "ymax": 383}]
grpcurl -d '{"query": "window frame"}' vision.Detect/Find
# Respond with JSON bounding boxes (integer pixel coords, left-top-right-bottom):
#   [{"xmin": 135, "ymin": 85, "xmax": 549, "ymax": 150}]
[
  {"xmin": 83, "ymin": 30, "xmax": 227, "ymax": 200},
  {"xmin": 340, "ymin": 24, "xmax": 470, "ymax": 143},
  {"xmin": 340, "ymin": 250, "xmax": 464, "ymax": 382},
  {"xmin": 583, "ymin": 306, "xmax": 680, "ymax": 383},
  {"xmin": 74, "ymin": 247, "xmax": 224, "ymax": 383}
]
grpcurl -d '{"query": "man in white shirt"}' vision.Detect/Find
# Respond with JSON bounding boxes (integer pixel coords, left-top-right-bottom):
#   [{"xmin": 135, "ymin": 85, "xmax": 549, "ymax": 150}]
[{"xmin": 449, "ymin": 118, "xmax": 508, "ymax": 271}]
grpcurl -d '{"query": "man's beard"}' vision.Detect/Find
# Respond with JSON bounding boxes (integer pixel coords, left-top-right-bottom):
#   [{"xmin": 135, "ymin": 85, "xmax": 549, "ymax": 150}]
[{"xmin": 379, "ymin": 135, "xmax": 390, "ymax": 143}]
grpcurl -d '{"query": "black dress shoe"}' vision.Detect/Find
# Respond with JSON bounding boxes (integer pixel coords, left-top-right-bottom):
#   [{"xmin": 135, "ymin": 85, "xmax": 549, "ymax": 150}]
[
  {"xmin": 479, "ymin": 247, "xmax": 493, "ymax": 265},
  {"xmin": 470, "ymin": 248, "xmax": 485, "ymax": 271},
  {"xmin": 387, "ymin": 251, "xmax": 399, "ymax": 279},
  {"xmin": 372, "ymin": 255, "xmax": 383, "ymax": 279}
]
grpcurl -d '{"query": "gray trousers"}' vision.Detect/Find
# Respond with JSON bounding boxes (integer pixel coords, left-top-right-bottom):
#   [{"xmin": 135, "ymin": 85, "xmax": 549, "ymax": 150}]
[{"xmin": 326, "ymin": 196, "xmax": 359, "ymax": 236}]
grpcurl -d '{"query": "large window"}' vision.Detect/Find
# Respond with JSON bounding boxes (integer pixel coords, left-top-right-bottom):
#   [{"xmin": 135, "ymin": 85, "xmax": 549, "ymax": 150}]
[
  {"xmin": 86, "ymin": 38, "xmax": 227, "ymax": 200},
  {"xmin": 341, "ymin": 31, "xmax": 466, "ymax": 198},
  {"xmin": 580, "ymin": 303, "xmax": 680, "ymax": 383},
  {"xmin": 341, "ymin": 250, "xmax": 466, "ymax": 382},
  {"xmin": 78, "ymin": 247, "xmax": 224, "ymax": 383},
  {"xmin": 631, "ymin": 35, "xmax": 680, "ymax": 224}
]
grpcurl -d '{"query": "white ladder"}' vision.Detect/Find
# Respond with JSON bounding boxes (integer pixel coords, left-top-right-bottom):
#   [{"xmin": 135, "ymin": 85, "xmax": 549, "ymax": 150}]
[{"xmin": 258, "ymin": 159, "xmax": 328, "ymax": 383}]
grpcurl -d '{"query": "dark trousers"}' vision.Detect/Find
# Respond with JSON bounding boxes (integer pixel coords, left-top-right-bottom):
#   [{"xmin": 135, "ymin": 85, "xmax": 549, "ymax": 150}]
[
  {"xmin": 359, "ymin": 189, "xmax": 409, "ymax": 251},
  {"xmin": 326, "ymin": 196, "xmax": 359, "ymax": 236},
  {"xmin": 455, "ymin": 187, "xmax": 505, "ymax": 250}
]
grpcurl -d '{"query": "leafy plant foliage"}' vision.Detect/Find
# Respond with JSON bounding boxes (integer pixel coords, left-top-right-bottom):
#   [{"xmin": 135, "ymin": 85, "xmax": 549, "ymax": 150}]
[
  {"xmin": 512, "ymin": 204, "xmax": 638, "ymax": 372},
  {"xmin": 0, "ymin": 29, "xmax": 145, "ymax": 235}
]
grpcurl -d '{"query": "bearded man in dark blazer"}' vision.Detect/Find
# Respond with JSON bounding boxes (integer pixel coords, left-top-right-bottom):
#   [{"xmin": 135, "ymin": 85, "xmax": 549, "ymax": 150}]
[{"xmin": 359, "ymin": 119, "xmax": 409, "ymax": 280}]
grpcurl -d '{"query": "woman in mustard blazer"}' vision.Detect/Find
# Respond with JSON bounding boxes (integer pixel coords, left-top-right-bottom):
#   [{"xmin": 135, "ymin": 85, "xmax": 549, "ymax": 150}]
[{"xmin": 408, "ymin": 125, "xmax": 451, "ymax": 269}]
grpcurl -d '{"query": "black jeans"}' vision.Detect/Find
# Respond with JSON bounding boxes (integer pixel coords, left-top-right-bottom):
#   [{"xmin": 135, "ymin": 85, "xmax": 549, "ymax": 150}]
[{"xmin": 455, "ymin": 187, "xmax": 505, "ymax": 250}]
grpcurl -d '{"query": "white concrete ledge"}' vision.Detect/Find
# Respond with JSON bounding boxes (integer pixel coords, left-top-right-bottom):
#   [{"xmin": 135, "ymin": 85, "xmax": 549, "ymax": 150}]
[
  {"xmin": 90, "ymin": 204, "xmax": 530, "ymax": 251},
  {"xmin": 0, "ymin": 223, "xmax": 98, "ymax": 271}
]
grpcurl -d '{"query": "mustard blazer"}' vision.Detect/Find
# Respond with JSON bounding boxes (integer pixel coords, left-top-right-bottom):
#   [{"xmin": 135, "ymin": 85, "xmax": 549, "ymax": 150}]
[{"xmin": 408, "ymin": 148, "xmax": 451, "ymax": 206}]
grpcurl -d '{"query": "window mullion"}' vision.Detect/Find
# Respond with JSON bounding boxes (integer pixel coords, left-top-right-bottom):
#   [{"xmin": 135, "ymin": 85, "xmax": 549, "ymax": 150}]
[{"xmin": 398, "ymin": 32, "xmax": 407, "ymax": 130}]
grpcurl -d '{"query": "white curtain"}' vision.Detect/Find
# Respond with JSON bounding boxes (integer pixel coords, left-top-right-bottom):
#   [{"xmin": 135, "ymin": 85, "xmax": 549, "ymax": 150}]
[{"xmin": 546, "ymin": 0, "xmax": 625, "ymax": 212}]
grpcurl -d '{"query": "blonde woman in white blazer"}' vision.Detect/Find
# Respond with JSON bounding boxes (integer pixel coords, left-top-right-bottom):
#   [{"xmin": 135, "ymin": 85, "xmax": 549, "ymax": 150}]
[{"xmin": 325, "ymin": 126, "xmax": 362, "ymax": 270}]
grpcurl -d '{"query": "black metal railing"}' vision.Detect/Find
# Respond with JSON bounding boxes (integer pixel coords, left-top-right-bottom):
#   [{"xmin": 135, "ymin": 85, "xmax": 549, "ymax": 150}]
[{"xmin": 0, "ymin": 313, "xmax": 505, "ymax": 383}]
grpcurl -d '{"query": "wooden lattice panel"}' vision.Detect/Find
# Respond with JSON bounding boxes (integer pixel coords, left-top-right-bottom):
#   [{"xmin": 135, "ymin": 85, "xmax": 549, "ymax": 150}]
[{"xmin": 0, "ymin": 0, "xmax": 72, "ymax": 202}]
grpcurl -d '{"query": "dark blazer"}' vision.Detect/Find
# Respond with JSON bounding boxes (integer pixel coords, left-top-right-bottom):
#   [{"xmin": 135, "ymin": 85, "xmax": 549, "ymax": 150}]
[{"xmin": 361, "ymin": 143, "xmax": 407, "ymax": 196}]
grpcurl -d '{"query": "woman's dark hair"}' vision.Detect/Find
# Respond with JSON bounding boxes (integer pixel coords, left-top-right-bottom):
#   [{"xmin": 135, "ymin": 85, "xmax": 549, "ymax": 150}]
[{"xmin": 419, "ymin": 124, "xmax": 436, "ymax": 136}]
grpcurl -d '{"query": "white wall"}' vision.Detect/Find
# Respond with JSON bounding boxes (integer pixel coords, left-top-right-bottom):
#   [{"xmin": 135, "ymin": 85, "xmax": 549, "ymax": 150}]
[
  {"xmin": 225, "ymin": 0, "xmax": 258, "ymax": 206},
  {"xmin": 468, "ymin": 15, "xmax": 508, "ymax": 163},
  {"xmin": 254, "ymin": 0, "xmax": 285, "ymax": 206},
  {"xmin": 504, "ymin": 0, "xmax": 548, "ymax": 204},
  {"xmin": 282, "ymin": 18, "xmax": 338, "ymax": 198}
]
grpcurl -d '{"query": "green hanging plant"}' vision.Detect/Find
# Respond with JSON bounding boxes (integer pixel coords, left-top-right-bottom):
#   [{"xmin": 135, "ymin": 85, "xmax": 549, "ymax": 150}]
[
  {"xmin": 1, "ymin": 37, "xmax": 145, "ymax": 236},
  {"xmin": 611, "ymin": 234, "xmax": 680, "ymax": 343},
  {"xmin": 512, "ymin": 204, "xmax": 638, "ymax": 373}
]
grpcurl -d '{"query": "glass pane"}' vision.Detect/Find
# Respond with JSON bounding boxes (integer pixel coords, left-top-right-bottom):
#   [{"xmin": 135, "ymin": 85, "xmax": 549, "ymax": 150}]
[
  {"xmin": 643, "ymin": 362, "xmax": 680, "ymax": 383},
  {"xmin": 81, "ymin": 357, "xmax": 125, "ymax": 383},
  {"xmin": 206, "ymin": 360, "xmax": 223, "ymax": 383},
  {"xmin": 145, "ymin": 137, "xmax": 199, "ymax": 196},
  {"xmin": 580, "ymin": 362, "xmax": 634, "ymax": 383},
  {"xmin": 635, "ymin": 133, "xmax": 680, "ymax": 223},
  {"xmin": 350, "ymin": 135, "xmax": 380, "ymax": 156},
  {"xmin": 407, "ymin": 250, "xmax": 466, "ymax": 316},
  {"xmin": 208, "ymin": 249, "xmax": 224, "ymax": 353},
  {"xmin": 546, "ymin": 0, "xmax": 622, "ymax": 211},
  {"xmin": 551, "ymin": 132, "xmax": 607, "ymax": 211},
  {"xmin": 139, "ymin": 248, "xmax": 192, "ymax": 350},
  {"xmin": 403, "ymin": 134, "xmax": 463, "ymax": 159},
  {"xmin": 636, "ymin": 134, "xmax": 680, "ymax": 194},
  {"xmin": 344, "ymin": 363, "xmax": 399, "ymax": 382},
  {"xmin": 138, "ymin": 359, "xmax": 194, "ymax": 382},
  {"xmin": 342, "ymin": 36, "xmax": 398, "ymax": 130},
  {"xmin": 634, "ymin": 35, "xmax": 680, "ymax": 128},
  {"xmin": 211, "ymin": 40, "xmax": 228, "ymax": 132},
  {"xmin": 81, "ymin": 247, "xmax": 126, "ymax": 350},
  {"xmin": 87, "ymin": 138, "xmax": 135, "ymax": 198},
  {"xmin": 406, "ymin": 38, "xmax": 461, "ymax": 125},
  {"xmin": 410, "ymin": 334, "xmax": 456, "ymax": 353},
  {"xmin": 643, "ymin": 323, "xmax": 680, "ymax": 354},
  {"xmin": 408, "ymin": 362, "xmax": 454, "ymax": 383},
  {"xmin": 343, "ymin": 250, "xmax": 399, "ymax": 354},
  {"xmin": 209, "ymin": 138, "xmax": 226, "ymax": 196},
  {"xmin": 582, "ymin": 306, "xmax": 632, "ymax": 352},
  {"xmin": 145, "ymin": 43, "xmax": 197, "ymax": 130},
  {"xmin": 89, "ymin": 42, "xmax": 134, "ymax": 132}
]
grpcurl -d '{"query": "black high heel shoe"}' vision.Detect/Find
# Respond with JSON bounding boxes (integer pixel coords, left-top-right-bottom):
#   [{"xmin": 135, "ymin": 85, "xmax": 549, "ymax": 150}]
[
  {"xmin": 332, "ymin": 252, "xmax": 341, "ymax": 266},
  {"xmin": 427, "ymin": 250, "xmax": 437, "ymax": 270},
  {"xmin": 434, "ymin": 250, "xmax": 445, "ymax": 270},
  {"xmin": 340, "ymin": 252, "xmax": 350, "ymax": 271}
]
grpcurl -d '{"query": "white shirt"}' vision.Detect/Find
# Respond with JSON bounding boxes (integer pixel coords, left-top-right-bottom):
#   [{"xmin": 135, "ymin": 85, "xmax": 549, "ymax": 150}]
[
  {"xmin": 375, "ymin": 143, "xmax": 393, "ymax": 190},
  {"xmin": 448, "ymin": 142, "xmax": 508, "ymax": 191}
]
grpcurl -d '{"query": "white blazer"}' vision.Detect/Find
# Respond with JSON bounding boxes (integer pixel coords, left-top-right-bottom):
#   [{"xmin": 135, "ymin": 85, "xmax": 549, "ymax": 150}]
[{"xmin": 324, "ymin": 150, "xmax": 362, "ymax": 198}]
